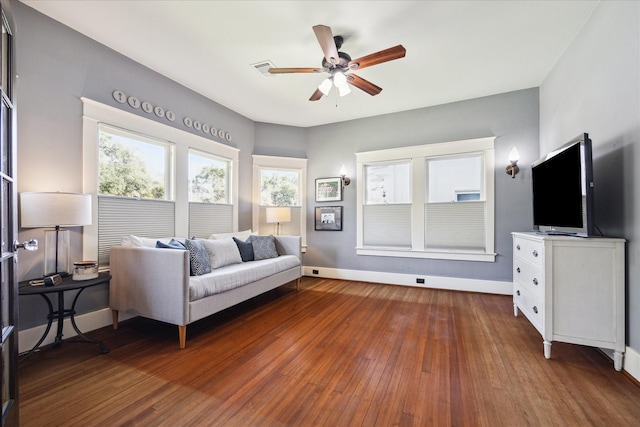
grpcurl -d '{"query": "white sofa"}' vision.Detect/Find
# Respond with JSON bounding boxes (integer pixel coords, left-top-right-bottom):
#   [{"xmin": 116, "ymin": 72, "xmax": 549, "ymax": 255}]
[{"xmin": 109, "ymin": 234, "xmax": 302, "ymax": 348}]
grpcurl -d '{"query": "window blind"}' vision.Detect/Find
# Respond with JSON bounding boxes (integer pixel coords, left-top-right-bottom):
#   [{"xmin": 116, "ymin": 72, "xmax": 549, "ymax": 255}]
[
  {"xmin": 363, "ymin": 204, "xmax": 411, "ymax": 247},
  {"xmin": 188, "ymin": 202, "xmax": 234, "ymax": 238},
  {"xmin": 98, "ymin": 196, "xmax": 175, "ymax": 266},
  {"xmin": 425, "ymin": 201, "xmax": 485, "ymax": 250}
]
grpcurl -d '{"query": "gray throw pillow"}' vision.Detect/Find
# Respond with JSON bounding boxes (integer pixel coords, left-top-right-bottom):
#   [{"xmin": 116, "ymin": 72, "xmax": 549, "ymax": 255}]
[
  {"xmin": 185, "ymin": 239, "xmax": 211, "ymax": 276},
  {"xmin": 249, "ymin": 235, "xmax": 279, "ymax": 260},
  {"xmin": 233, "ymin": 237, "xmax": 254, "ymax": 262},
  {"xmin": 199, "ymin": 238, "xmax": 242, "ymax": 269}
]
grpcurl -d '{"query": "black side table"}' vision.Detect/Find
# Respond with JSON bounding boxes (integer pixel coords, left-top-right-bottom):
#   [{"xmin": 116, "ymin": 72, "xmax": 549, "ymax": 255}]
[{"xmin": 19, "ymin": 272, "xmax": 111, "ymax": 361}]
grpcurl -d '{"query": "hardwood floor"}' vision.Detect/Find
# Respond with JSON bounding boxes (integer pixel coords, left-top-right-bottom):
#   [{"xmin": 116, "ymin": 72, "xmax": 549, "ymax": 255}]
[{"xmin": 20, "ymin": 277, "xmax": 640, "ymax": 426}]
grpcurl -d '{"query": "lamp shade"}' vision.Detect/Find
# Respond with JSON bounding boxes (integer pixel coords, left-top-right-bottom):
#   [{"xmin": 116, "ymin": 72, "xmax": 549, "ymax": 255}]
[
  {"xmin": 509, "ymin": 147, "xmax": 520, "ymax": 163},
  {"xmin": 21, "ymin": 192, "xmax": 92, "ymax": 228},
  {"xmin": 266, "ymin": 207, "xmax": 291, "ymax": 224}
]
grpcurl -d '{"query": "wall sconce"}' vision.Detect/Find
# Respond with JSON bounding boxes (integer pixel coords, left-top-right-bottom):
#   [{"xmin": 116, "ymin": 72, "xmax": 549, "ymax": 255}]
[
  {"xmin": 340, "ymin": 164, "xmax": 351, "ymax": 187},
  {"xmin": 506, "ymin": 147, "xmax": 520, "ymax": 178}
]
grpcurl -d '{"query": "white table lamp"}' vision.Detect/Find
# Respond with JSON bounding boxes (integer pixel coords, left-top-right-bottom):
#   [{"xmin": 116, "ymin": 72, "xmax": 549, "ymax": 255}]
[
  {"xmin": 266, "ymin": 207, "xmax": 291, "ymax": 235},
  {"xmin": 20, "ymin": 192, "xmax": 92, "ymax": 276}
]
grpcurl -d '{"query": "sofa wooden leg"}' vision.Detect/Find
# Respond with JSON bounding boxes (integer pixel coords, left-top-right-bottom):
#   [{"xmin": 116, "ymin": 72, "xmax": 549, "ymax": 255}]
[
  {"xmin": 112, "ymin": 309, "xmax": 119, "ymax": 330},
  {"xmin": 296, "ymin": 277, "xmax": 301, "ymax": 291},
  {"xmin": 178, "ymin": 325, "xmax": 187, "ymax": 349}
]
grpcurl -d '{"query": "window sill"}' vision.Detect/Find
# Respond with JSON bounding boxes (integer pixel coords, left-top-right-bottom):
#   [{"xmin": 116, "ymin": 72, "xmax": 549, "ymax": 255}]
[{"xmin": 356, "ymin": 247, "xmax": 496, "ymax": 262}]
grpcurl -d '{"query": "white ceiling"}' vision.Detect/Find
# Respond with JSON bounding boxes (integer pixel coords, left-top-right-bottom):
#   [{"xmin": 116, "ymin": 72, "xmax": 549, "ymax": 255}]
[{"xmin": 21, "ymin": 0, "xmax": 599, "ymax": 128}]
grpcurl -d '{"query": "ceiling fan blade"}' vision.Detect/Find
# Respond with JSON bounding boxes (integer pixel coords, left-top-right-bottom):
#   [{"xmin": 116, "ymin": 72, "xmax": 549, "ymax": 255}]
[
  {"xmin": 268, "ymin": 67, "xmax": 324, "ymax": 74},
  {"xmin": 348, "ymin": 45, "xmax": 406, "ymax": 70},
  {"xmin": 347, "ymin": 73, "xmax": 383, "ymax": 96},
  {"xmin": 313, "ymin": 25, "xmax": 339, "ymax": 65},
  {"xmin": 309, "ymin": 88, "xmax": 324, "ymax": 101}
]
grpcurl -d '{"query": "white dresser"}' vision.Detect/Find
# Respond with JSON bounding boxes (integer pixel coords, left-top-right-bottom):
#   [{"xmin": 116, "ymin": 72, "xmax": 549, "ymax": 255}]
[{"xmin": 512, "ymin": 232, "xmax": 626, "ymax": 370}]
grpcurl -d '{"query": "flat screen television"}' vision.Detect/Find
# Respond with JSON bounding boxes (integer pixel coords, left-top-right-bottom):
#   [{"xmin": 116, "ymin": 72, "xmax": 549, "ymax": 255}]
[{"xmin": 531, "ymin": 133, "xmax": 595, "ymax": 236}]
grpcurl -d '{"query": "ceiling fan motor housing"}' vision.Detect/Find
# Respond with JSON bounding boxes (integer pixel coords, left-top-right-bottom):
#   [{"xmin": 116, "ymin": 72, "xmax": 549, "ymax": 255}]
[{"xmin": 322, "ymin": 51, "xmax": 352, "ymax": 71}]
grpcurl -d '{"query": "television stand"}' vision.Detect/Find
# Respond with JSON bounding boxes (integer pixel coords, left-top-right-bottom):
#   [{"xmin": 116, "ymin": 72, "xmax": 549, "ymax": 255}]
[{"xmin": 512, "ymin": 232, "xmax": 625, "ymax": 370}]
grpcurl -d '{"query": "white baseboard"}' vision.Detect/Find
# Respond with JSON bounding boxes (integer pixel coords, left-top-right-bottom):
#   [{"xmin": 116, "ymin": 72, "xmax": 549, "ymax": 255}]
[
  {"xmin": 612, "ymin": 346, "xmax": 640, "ymax": 382},
  {"xmin": 303, "ymin": 266, "xmax": 512, "ymax": 295},
  {"xmin": 18, "ymin": 308, "xmax": 135, "ymax": 355}
]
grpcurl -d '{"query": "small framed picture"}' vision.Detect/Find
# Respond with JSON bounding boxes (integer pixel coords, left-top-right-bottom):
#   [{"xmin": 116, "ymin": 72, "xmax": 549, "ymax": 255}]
[
  {"xmin": 315, "ymin": 177, "xmax": 342, "ymax": 202},
  {"xmin": 315, "ymin": 206, "xmax": 343, "ymax": 231}
]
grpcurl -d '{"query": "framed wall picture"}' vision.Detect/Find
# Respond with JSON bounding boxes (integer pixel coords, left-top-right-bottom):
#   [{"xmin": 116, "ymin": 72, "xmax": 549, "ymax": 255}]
[
  {"xmin": 315, "ymin": 206, "xmax": 343, "ymax": 231},
  {"xmin": 315, "ymin": 177, "xmax": 342, "ymax": 202}
]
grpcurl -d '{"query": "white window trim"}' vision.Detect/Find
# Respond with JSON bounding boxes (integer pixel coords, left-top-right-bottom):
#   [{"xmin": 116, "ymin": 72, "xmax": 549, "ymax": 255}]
[
  {"xmin": 252, "ymin": 154, "xmax": 308, "ymax": 250},
  {"xmin": 356, "ymin": 137, "xmax": 496, "ymax": 262},
  {"xmin": 81, "ymin": 97, "xmax": 239, "ymax": 261}
]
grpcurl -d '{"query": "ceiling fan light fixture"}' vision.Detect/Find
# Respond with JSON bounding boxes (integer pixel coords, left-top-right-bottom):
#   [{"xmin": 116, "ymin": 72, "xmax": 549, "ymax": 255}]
[
  {"xmin": 318, "ymin": 78, "xmax": 333, "ymax": 96},
  {"xmin": 338, "ymin": 84, "xmax": 351, "ymax": 97},
  {"xmin": 333, "ymin": 70, "xmax": 347, "ymax": 88}
]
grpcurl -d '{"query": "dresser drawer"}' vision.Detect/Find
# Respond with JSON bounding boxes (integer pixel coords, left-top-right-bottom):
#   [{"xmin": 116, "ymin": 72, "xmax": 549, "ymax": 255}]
[
  {"xmin": 514, "ymin": 284, "xmax": 544, "ymax": 334},
  {"xmin": 513, "ymin": 236, "xmax": 543, "ymax": 267},
  {"xmin": 513, "ymin": 259, "xmax": 544, "ymax": 297}
]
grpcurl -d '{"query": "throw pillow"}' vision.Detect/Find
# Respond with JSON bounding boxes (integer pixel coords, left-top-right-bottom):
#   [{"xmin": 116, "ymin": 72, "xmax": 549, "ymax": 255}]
[
  {"xmin": 185, "ymin": 239, "xmax": 211, "ymax": 276},
  {"xmin": 209, "ymin": 229, "xmax": 253, "ymax": 241},
  {"xmin": 156, "ymin": 238, "xmax": 186, "ymax": 250},
  {"xmin": 233, "ymin": 237, "xmax": 254, "ymax": 262},
  {"xmin": 249, "ymin": 235, "xmax": 279, "ymax": 260},
  {"xmin": 122, "ymin": 235, "xmax": 162, "ymax": 248},
  {"xmin": 200, "ymin": 238, "xmax": 242, "ymax": 269}
]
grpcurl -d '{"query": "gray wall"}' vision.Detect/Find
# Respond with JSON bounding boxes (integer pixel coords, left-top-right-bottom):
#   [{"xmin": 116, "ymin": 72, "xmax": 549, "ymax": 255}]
[
  {"xmin": 255, "ymin": 90, "xmax": 540, "ymax": 285},
  {"xmin": 540, "ymin": 2, "xmax": 640, "ymax": 352},
  {"xmin": 298, "ymin": 88, "xmax": 539, "ymax": 283},
  {"xmin": 14, "ymin": 2, "xmax": 255, "ymax": 328}
]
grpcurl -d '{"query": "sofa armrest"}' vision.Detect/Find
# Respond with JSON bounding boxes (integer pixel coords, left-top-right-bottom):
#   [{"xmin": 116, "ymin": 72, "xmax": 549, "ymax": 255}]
[
  {"xmin": 274, "ymin": 235, "xmax": 302, "ymax": 262},
  {"xmin": 110, "ymin": 246, "xmax": 190, "ymax": 326}
]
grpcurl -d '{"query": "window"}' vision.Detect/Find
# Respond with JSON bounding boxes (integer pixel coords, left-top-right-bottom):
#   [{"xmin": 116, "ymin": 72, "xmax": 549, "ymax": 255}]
[
  {"xmin": 363, "ymin": 161, "xmax": 412, "ymax": 247},
  {"xmin": 82, "ymin": 98, "xmax": 239, "ymax": 266},
  {"xmin": 364, "ymin": 162, "xmax": 410, "ymax": 204},
  {"xmin": 189, "ymin": 150, "xmax": 230, "ymax": 204},
  {"xmin": 99, "ymin": 125, "xmax": 174, "ymax": 200},
  {"xmin": 356, "ymin": 137, "xmax": 495, "ymax": 262},
  {"xmin": 252, "ymin": 155, "xmax": 307, "ymax": 247},
  {"xmin": 425, "ymin": 155, "xmax": 486, "ymax": 251},
  {"xmin": 188, "ymin": 149, "xmax": 234, "ymax": 238},
  {"xmin": 260, "ymin": 169, "xmax": 300, "ymax": 206},
  {"xmin": 97, "ymin": 125, "xmax": 176, "ymax": 265}
]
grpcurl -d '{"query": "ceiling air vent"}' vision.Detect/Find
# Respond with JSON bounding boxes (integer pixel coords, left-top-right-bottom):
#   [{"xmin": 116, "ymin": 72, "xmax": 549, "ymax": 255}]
[{"xmin": 252, "ymin": 60, "xmax": 276, "ymax": 77}]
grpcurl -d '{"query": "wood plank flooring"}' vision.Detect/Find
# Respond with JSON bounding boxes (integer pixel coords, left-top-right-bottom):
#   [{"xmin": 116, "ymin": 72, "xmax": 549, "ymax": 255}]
[{"xmin": 19, "ymin": 277, "xmax": 640, "ymax": 426}]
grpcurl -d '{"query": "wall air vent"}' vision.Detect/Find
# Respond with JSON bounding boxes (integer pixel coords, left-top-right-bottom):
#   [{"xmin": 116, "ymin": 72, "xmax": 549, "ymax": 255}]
[{"xmin": 252, "ymin": 60, "xmax": 276, "ymax": 77}]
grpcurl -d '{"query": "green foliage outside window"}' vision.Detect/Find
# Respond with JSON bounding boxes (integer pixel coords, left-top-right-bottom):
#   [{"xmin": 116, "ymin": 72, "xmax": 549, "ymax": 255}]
[
  {"xmin": 191, "ymin": 165, "xmax": 226, "ymax": 203},
  {"xmin": 260, "ymin": 170, "xmax": 298, "ymax": 206},
  {"xmin": 98, "ymin": 132, "xmax": 166, "ymax": 199}
]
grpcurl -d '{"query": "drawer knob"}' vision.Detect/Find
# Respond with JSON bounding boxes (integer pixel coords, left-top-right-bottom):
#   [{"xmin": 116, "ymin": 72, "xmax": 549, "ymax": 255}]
[
  {"xmin": 532, "ymin": 278, "xmax": 538, "ymax": 285},
  {"xmin": 516, "ymin": 290, "xmax": 520, "ymax": 296},
  {"xmin": 532, "ymin": 250, "xmax": 538, "ymax": 257},
  {"xmin": 516, "ymin": 244, "xmax": 521, "ymax": 250},
  {"xmin": 516, "ymin": 267, "xmax": 521, "ymax": 274},
  {"xmin": 533, "ymin": 306, "xmax": 538, "ymax": 314}
]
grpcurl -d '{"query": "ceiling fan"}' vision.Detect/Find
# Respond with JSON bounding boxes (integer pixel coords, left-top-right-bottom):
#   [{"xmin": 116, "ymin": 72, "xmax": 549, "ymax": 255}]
[{"xmin": 268, "ymin": 25, "xmax": 406, "ymax": 101}]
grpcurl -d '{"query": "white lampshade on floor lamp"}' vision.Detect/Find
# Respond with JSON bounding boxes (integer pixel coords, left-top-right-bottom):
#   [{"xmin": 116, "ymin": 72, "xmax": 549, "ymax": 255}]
[
  {"xmin": 266, "ymin": 207, "xmax": 291, "ymax": 235},
  {"xmin": 20, "ymin": 192, "xmax": 92, "ymax": 277}
]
